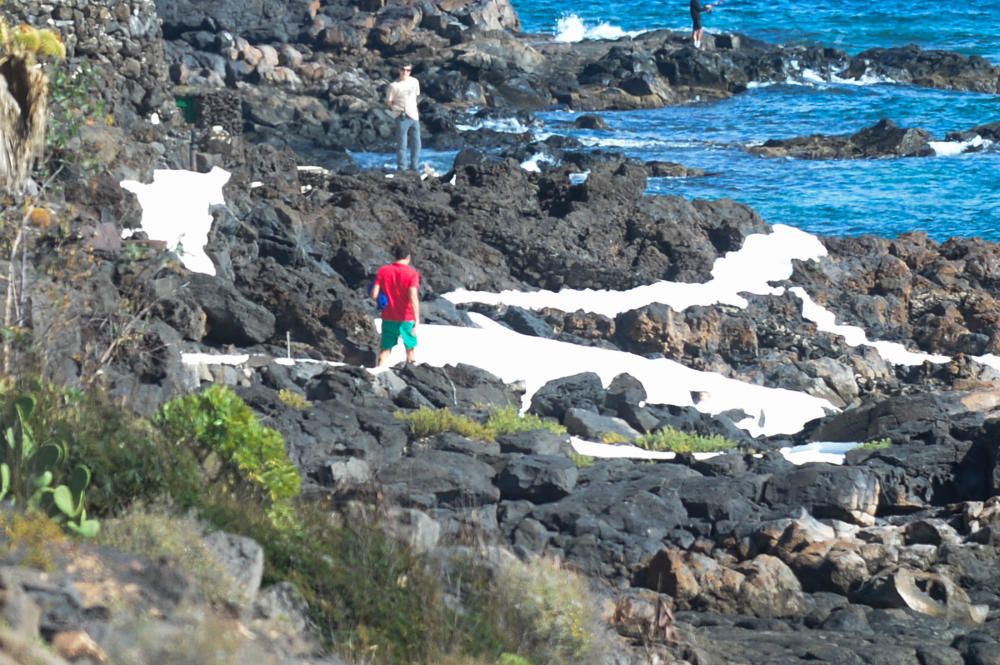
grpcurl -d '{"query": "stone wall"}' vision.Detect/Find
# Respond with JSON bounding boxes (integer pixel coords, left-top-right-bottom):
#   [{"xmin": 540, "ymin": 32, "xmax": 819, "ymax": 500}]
[{"xmin": 3, "ymin": 0, "xmax": 173, "ymax": 123}]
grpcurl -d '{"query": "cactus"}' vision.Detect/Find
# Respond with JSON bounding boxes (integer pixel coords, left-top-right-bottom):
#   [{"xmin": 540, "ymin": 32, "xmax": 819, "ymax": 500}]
[
  {"xmin": 0, "ymin": 394, "xmax": 99, "ymax": 536},
  {"xmin": 0, "ymin": 14, "xmax": 64, "ymax": 192},
  {"xmin": 0, "ymin": 20, "xmax": 65, "ymax": 59}
]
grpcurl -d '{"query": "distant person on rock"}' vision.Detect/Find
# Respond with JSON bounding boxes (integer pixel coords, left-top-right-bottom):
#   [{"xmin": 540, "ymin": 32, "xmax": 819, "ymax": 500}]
[
  {"xmin": 386, "ymin": 63, "xmax": 421, "ymax": 172},
  {"xmin": 690, "ymin": 0, "xmax": 719, "ymax": 49},
  {"xmin": 371, "ymin": 244, "xmax": 421, "ymax": 367}
]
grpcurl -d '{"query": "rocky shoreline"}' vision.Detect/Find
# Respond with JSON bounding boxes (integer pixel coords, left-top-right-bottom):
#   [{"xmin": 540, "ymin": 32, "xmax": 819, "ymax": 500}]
[{"xmin": 0, "ymin": 0, "xmax": 999, "ymax": 664}]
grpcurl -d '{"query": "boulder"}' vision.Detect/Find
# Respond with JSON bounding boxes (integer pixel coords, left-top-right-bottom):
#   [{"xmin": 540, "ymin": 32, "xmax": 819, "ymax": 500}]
[
  {"xmin": 495, "ymin": 430, "xmax": 568, "ymax": 455},
  {"xmin": 853, "ymin": 569, "xmax": 989, "ymax": 624},
  {"xmin": 634, "ymin": 549, "xmax": 806, "ymax": 617},
  {"xmin": 377, "ymin": 450, "xmax": 500, "ymax": 508},
  {"xmin": 202, "ymin": 531, "xmax": 265, "ymax": 607},
  {"xmin": 530, "ymin": 373, "xmax": 606, "ymax": 420},
  {"xmin": 563, "ymin": 408, "xmax": 640, "ymax": 441},
  {"xmin": 186, "ymin": 273, "xmax": 276, "ymax": 345},
  {"xmin": 750, "ymin": 119, "xmax": 935, "ymax": 159},
  {"xmin": 496, "ymin": 455, "xmax": 579, "ymax": 503},
  {"xmin": 396, "ymin": 363, "xmax": 521, "ymax": 410},
  {"xmin": 763, "ymin": 464, "xmax": 880, "ymax": 526}
]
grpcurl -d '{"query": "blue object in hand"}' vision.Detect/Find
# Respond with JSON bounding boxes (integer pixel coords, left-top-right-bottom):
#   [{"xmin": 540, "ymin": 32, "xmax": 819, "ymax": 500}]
[{"xmin": 377, "ymin": 292, "xmax": 389, "ymax": 310}]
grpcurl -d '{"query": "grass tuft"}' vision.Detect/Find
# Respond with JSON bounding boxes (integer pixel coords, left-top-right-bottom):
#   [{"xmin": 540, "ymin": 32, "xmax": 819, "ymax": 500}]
[
  {"xmin": 395, "ymin": 406, "xmax": 493, "ymax": 440},
  {"xmin": 567, "ymin": 451, "xmax": 595, "ymax": 469},
  {"xmin": 396, "ymin": 406, "xmax": 565, "ymax": 442},
  {"xmin": 278, "ymin": 389, "xmax": 311, "ymax": 411},
  {"xmin": 485, "ymin": 406, "xmax": 566, "ymax": 438},
  {"xmin": 856, "ymin": 437, "xmax": 891, "ymax": 451},
  {"xmin": 634, "ymin": 427, "xmax": 736, "ymax": 454}
]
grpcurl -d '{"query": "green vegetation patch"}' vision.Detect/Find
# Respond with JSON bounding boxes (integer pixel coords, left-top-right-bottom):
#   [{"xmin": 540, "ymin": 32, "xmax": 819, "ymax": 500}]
[
  {"xmin": 157, "ymin": 385, "xmax": 302, "ymax": 510},
  {"xmin": 396, "ymin": 406, "xmax": 565, "ymax": 442},
  {"xmin": 634, "ymin": 426, "xmax": 737, "ymax": 454},
  {"xmin": 567, "ymin": 451, "xmax": 595, "ymax": 469},
  {"xmin": 856, "ymin": 437, "xmax": 892, "ymax": 451},
  {"xmin": 485, "ymin": 405, "xmax": 566, "ymax": 438}
]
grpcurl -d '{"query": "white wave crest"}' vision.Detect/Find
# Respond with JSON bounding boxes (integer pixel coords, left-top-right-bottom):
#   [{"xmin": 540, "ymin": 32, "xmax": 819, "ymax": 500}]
[
  {"xmin": 455, "ymin": 116, "xmax": 533, "ymax": 134},
  {"xmin": 772, "ymin": 60, "xmax": 898, "ymax": 88},
  {"xmin": 929, "ymin": 135, "xmax": 987, "ymax": 156},
  {"xmin": 577, "ymin": 135, "xmax": 662, "ymax": 149},
  {"xmin": 554, "ymin": 14, "xmax": 641, "ymax": 43},
  {"xmin": 520, "ymin": 152, "xmax": 556, "ymax": 172}
]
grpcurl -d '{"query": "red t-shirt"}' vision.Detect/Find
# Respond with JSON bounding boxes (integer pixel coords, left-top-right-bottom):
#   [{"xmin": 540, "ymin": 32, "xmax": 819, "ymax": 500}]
[{"xmin": 375, "ymin": 262, "xmax": 420, "ymax": 321}]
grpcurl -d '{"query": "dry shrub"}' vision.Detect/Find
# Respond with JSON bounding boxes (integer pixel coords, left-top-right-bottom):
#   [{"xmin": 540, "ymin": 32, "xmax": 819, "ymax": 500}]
[
  {"xmin": 97, "ymin": 505, "xmax": 244, "ymax": 607},
  {"xmin": 492, "ymin": 555, "xmax": 605, "ymax": 665},
  {"xmin": 101, "ymin": 610, "xmax": 277, "ymax": 665},
  {"xmin": 0, "ymin": 509, "xmax": 65, "ymax": 570},
  {"xmin": 457, "ymin": 551, "xmax": 606, "ymax": 665}
]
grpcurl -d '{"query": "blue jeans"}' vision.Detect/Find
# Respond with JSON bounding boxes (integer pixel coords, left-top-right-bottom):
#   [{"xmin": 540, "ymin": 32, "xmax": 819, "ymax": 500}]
[{"xmin": 396, "ymin": 116, "xmax": 421, "ymax": 171}]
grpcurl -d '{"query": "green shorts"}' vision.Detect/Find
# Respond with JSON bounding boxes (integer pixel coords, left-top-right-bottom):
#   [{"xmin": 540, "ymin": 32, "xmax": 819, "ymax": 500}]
[{"xmin": 380, "ymin": 320, "xmax": 417, "ymax": 350}]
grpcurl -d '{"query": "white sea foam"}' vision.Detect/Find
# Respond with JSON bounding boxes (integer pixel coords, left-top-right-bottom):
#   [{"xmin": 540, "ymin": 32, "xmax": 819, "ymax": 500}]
[
  {"xmin": 790, "ymin": 286, "xmax": 951, "ymax": 366},
  {"xmin": 414, "ymin": 314, "xmax": 836, "ymax": 437},
  {"xmin": 830, "ymin": 69, "xmax": 898, "ymax": 86},
  {"xmin": 779, "ymin": 441, "xmax": 859, "ymax": 465},
  {"xmin": 571, "ymin": 437, "xmax": 861, "ymax": 465},
  {"xmin": 120, "ymin": 167, "xmax": 230, "ymax": 276},
  {"xmin": 930, "ymin": 135, "xmax": 986, "ymax": 156},
  {"xmin": 445, "ymin": 224, "xmax": 827, "ymax": 317},
  {"xmin": 577, "ymin": 135, "xmax": 663, "ymax": 149},
  {"xmin": 520, "ymin": 152, "xmax": 556, "ymax": 172},
  {"xmin": 769, "ymin": 62, "xmax": 897, "ymax": 88},
  {"xmin": 455, "ymin": 116, "xmax": 533, "ymax": 134},
  {"xmin": 553, "ymin": 14, "xmax": 642, "ymax": 43},
  {"xmin": 973, "ymin": 354, "xmax": 1000, "ymax": 373}
]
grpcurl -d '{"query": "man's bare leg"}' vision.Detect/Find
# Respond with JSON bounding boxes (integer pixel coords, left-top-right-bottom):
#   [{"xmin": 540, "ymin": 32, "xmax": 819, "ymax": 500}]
[
  {"xmin": 405, "ymin": 347, "xmax": 416, "ymax": 363},
  {"xmin": 378, "ymin": 349, "xmax": 393, "ymax": 367}
]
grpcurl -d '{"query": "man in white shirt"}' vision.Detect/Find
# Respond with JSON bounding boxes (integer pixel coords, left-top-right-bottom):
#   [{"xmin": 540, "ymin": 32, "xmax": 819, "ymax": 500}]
[{"xmin": 386, "ymin": 64, "xmax": 421, "ymax": 172}]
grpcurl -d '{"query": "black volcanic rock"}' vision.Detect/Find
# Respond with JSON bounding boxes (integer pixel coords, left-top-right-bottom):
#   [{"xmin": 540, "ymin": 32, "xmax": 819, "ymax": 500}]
[
  {"xmin": 845, "ymin": 45, "xmax": 1000, "ymax": 93},
  {"xmin": 751, "ymin": 119, "xmax": 935, "ymax": 159}
]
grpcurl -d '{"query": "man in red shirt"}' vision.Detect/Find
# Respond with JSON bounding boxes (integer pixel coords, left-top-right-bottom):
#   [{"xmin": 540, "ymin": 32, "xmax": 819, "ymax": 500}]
[{"xmin": 371, "ymin": 244, "xmax": 421, "ymax": 367}]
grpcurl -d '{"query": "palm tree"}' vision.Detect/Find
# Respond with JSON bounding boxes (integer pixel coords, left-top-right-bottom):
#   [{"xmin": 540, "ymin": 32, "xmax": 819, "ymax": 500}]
[{"xmin": 0, "ymin": 21, "xmax": 65, "ymax": 193}]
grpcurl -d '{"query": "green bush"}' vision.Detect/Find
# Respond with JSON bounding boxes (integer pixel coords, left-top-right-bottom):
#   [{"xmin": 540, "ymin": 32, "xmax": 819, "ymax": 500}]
[
  {"xmin": 634, "ymin": 427, "xmax": 736, "ymax": 454},
  {"xmin": 157, "ymin": 385, "xmax": 301, "ymax": 510},
  {"xmin": 97, "ymin": 505, "xmax": 244, "ymax": 607},
  {"xmin": 45, "ymin": 60, "xmax": 108, "ymax": 175},
  {"xmin": 397, "ymin": 406, "xmax": 565, "ymax": 442},
  {"xmin": 857, "ymin": 437, "xmax": 891, "ymax": 451}
]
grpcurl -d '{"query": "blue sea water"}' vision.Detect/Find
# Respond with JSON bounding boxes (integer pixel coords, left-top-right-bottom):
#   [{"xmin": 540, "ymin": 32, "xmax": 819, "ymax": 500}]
[{"xmin": 355, "ymin": 0, "xmax": 999, "ymax": 242}]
